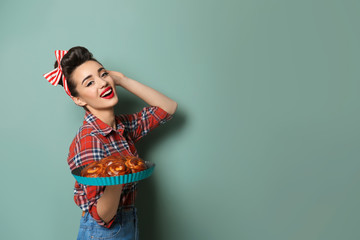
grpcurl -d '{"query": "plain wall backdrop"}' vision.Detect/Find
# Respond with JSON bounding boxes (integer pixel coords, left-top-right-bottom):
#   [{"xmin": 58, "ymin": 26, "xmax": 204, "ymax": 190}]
[{"xmin": 0, "ymin": 0, "xmax": 359, "ymax": 239}]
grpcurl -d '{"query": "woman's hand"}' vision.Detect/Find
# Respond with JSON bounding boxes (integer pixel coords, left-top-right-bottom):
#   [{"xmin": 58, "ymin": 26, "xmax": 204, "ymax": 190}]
[{"xmin": 108, "ymin": 70, "xmax": 127, "ymax": 86}]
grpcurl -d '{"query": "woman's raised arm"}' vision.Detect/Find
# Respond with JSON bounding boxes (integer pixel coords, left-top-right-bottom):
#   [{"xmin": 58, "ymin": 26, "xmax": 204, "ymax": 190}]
[{"xmin": 109, "ymin": 71, "xmax": 178, "ymax": 115}]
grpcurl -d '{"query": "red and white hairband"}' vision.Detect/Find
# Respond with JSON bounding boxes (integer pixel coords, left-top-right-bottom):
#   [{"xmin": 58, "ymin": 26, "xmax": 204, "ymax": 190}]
[{"xmin": 43, "ymin": 50, "xmax": 72, "ymax": 97}]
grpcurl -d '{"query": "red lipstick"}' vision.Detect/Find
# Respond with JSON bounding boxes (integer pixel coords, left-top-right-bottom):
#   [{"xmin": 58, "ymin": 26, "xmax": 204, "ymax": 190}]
[{"xmin": 100, "ymin": 87, "xmax": 114, "ymax": 99}]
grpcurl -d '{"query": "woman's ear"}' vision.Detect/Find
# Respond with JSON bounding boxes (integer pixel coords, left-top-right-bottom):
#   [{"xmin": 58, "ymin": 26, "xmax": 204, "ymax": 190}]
[{"xmin": 71, "ymin": 96, "xmax": 87, "ymax": 107}]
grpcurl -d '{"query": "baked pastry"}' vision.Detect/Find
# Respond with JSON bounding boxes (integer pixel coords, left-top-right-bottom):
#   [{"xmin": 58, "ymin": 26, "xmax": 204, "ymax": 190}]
[
  {"xmin": 80, "ymin": 155, "xmax": 147, "ymax": 177},
  {"xmin": 125, "ymin": 156, "xmax": 147, "ymax": 173},
  {"xmin": 105, "ymin": 160, "xmax": 131, "ymax": 177},
  {"xmin": 101, "ymin": 155, "xmax": 120, "ymax": 167},
  {"xmin": 81, "ymin": 161, "xmax": 106, "ymax": 178}
]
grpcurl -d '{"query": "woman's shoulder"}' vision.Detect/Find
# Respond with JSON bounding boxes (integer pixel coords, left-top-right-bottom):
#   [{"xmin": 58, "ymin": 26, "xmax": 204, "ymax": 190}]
[
  {"xmin": 67, "ymin": 123, "xmax": 104, "ymax": 164},
  {"xmin": 74, "ymin": 122, "xmax": 96, "ymax": 138}
]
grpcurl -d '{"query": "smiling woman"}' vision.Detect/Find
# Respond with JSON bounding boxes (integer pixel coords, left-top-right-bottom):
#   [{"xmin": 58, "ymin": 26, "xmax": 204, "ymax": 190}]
[
  {"xmin": 70, "ymin": 60, "xmax": 119, "ymax": 119},
  {"xmin": 43, "ymin": 46, "xmax": 177, "ymax": 240}
]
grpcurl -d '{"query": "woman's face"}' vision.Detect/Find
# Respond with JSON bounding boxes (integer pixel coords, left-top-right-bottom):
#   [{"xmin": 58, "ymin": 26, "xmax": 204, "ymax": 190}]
[{"xmin": 71, "ymin": 60, "xmax": 118, "ymax": 113}]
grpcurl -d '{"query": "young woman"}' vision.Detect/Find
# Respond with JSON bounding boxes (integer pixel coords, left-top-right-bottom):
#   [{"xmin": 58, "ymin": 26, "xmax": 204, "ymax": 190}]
[{"xmin": 43, "ymin": 46, "xmax": 177, "ymax": 239}]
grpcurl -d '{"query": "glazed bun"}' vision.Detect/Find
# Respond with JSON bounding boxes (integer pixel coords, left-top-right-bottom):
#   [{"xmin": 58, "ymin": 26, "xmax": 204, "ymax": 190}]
[
  {"xmin": 81, "ymin": 161, "xmax": 106, "ymax": 178},
  {"xmin": 124, "ymin": 156, "xmax": 147, "ymax": 173},
  {"xmin": 101, "ymin": 155, "xmax": 120, "ymax": 167},
  {"xmin": 80, "ymin": 155, "xmax": 147, "ymax": 178},
  {"xmin": 105, "ymin": 160, "xmax": 131, "ymax": 177}
]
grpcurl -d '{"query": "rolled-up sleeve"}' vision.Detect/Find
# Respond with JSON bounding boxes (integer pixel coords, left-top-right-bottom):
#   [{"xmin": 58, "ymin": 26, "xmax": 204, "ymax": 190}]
[
  {"xmin": 74, "ymin": 183, "xmax": 116, "ymax": 228},
  {"xmin": 117, "ymin": 106, "xmax": 173, "ymax": 143},
  {"xmin": 69, "ymin": 133, "xmax": 116, "ymax": 228}
]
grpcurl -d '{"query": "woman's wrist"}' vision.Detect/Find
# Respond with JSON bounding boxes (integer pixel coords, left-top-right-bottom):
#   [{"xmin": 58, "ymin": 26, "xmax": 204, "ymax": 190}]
[
  {"xmin": 116, "ymin": 76, "xmax": 129, "ymax": 87},
  {"xmin": 109, "ymin": 71, "xmax": 128, "ymax": 87}
]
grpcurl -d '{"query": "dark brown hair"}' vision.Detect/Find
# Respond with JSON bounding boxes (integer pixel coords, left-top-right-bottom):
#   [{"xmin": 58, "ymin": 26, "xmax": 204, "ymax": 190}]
[{"xmin": 55, "ymin": 46, "xmax": 101, "ymax": 97}]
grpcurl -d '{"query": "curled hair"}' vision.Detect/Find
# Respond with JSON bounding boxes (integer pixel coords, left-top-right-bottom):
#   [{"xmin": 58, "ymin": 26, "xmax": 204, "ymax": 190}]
[{"xmin": 54, "ymin": 46, "xmax": 101, "ymax": 97}]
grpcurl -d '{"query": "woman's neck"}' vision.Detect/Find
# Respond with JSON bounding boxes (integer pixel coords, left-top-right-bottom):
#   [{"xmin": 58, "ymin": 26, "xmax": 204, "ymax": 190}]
[{"xmin": 89, "ymin": 108, "xmax": 116, "ymax": 129}]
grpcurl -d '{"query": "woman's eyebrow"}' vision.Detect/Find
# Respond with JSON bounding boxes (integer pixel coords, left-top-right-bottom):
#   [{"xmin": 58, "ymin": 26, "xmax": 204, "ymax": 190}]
[
  {"xmin": 81, "ymin": 67, "xmax": 105, "ymax": 85},
  {"xmin": 82, "ymin": 75, "xmax": 92, "ymax": 85}
]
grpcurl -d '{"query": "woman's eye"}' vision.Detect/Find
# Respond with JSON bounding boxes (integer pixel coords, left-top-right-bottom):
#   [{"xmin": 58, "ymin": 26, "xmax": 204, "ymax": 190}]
[
  {"xmin": 86, "ymin": 81, "xmax": 94, "ymax": 87},
  {"xmin": 101, "ymin": 72, "xmax": 109, "ymax": 78}
]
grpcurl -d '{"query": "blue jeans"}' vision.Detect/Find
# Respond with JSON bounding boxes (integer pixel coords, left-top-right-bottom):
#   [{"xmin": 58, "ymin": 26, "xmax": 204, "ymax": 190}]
[{"xmin": 77, "ymin": 207, "xmax": 139, "ymax": 240}]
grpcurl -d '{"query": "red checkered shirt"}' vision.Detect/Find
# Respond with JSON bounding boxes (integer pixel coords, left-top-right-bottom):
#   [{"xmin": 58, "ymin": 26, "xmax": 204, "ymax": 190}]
[{"xmin": 67, "ymin": 106, "xmax": 173, "ymax": 228}]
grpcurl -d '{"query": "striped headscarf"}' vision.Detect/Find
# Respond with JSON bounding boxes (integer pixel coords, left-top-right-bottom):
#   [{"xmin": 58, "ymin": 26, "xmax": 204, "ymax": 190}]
[{"xmin": 43, "ymin": 50, "xmax": 72, "ymax": 97}]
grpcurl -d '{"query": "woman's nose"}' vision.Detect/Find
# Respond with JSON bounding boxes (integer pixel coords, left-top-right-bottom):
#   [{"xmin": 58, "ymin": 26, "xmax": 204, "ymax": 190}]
[{"xmin": 97, "ymin": 77, "xmax": 108, "ymax": 88}]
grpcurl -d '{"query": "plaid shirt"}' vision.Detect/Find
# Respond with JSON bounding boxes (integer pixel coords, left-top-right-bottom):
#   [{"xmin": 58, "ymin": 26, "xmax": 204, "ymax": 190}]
[{"xmin": 67, "ymin": 106, "xmax": 173, "ymax": 228}]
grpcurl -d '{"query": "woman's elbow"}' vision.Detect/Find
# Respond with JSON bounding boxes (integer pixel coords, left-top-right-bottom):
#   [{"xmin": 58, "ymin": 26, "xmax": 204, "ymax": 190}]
[{"xmin": 167, "ymin": 101, "xmax": 178, "ymax": 115}]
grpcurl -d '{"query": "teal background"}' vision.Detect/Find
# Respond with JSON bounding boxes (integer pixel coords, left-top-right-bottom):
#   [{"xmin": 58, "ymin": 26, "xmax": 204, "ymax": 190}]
[{"xmin": 0, "ymin": 0, "xmax": 359, "ymax": 239}]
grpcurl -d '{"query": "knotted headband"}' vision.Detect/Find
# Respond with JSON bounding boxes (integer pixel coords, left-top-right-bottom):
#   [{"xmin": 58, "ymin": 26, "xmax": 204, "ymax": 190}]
[{"xmin": 43, "ymin": 50, "xmax": 72, "ymax": 97}]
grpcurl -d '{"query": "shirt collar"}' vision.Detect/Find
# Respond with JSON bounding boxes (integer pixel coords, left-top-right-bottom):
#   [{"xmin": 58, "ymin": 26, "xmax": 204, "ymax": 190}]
[{"xmin": 84, "ymin": 111, "xmax": 125, "ymax": 136}]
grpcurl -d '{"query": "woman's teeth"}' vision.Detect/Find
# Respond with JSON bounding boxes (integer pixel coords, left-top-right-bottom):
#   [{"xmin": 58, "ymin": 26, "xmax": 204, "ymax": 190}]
[{"xmin": 101, "ymin": 89, "xmax": 112, "ymax": 97}]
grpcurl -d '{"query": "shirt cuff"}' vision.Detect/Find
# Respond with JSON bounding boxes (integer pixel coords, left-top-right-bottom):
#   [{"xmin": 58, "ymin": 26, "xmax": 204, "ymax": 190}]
[
  {"xmin": 89, "ymin": 202, "xmax": 116, "ymax": 228},
  {"xmin": 153, "ymin": 106, "xmax": 174, "ymax": 124}
]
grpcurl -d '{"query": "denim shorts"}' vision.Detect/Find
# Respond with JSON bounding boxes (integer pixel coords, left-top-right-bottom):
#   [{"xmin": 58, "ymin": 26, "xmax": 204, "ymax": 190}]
[{"xmin": 77, "ymin": 207, "xmax": 139, "ymax": 240}]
